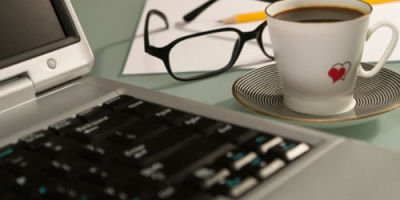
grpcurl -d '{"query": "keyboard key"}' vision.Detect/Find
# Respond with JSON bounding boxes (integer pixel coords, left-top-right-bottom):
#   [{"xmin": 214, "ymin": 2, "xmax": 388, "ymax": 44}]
[
  {"xmin": 49, "ymin": 117, "xmax": 85, "ymax": 136},
  {"xmin": 109, "ymin": 120, "xmax": 169, "ymax": 146},
  {"xmin": 42, "ymin": 156, "xmax": 91, "ymax": 181},
  {"xmin": 216, "ymin": 150, "xmax": 258, "ymax": 171},
  {"xmin": 210, "ymin": 196, "xmax": 232, "ymax": 200},
  {"xmin": 155, "ymin": 185, "xmax": 177, "ymax": 199},
  {"xmin": 139, "ymin": 139, "xmax": 235, "ymax": 186},
  {"xmin": 0, "ymin": 146, "xmax": 51, "ymax": 176},
  {"xmin": 101, "ymin": 180, "xmax": 156, "ymax": 200},
  {"xmin": 180, "ymin": 116, "xmax": 220, "ymax": 135},
  {"xmin": 152, "ymin": 108, "xmax": 194, "ymax": 127},
  {"xmin": 103, "ymin": 95, "xmax": 138, "ymax": 111},
  {"xmin": 26, "ymin": 136, "xmax": 81, "ymax": 159},
  {"xmin": 18, "ymin": 130, "xmax": 54, "ymax": 149},
  {"xmin": 81, "ymin": 161, "xmax": 135, "ymax": 188},
  {"xmin": 43, "ymin": 160, "xmax": 74, "ymax": 179},
  {"xmin": 81, "ymin": 165, "xmax": 114, "ymax": 187},
  {"xmin": 78, "ymin": 144, "xmax": 107, "ymax": 162},
  {"xmin": 7, "ymin": 173, "xmax": 61, "ymax": 199},
  {"xmin": 66, "ymin": 113, "xmax": 136, "ymax": 143},
  {"xmin": 188, "ymin": 165, "xmax": 231, "ymax": 189},
  {"xmin": 117, "ymin": 130, "xmax": 200, "ymax": 167},
  {"xmin": 212, "ymin": 124, "xmax": 258, "ymax": 145},
  {"xmin": 155, "ymin": 185, "xmax": 213, "ymax": 200},
  {"xmin": 77, "ymin": 106, "xmax": 113, "ymax": 122},
  {"xmin": 0, "ymin": 151, "xmax": 50, "ymax": 175},
  {"xmin": 46, "ymin": 181, "xmax": 100, "ymax": 200},
  {"xmin": 242, "ymin": 154, "xmax": 285, "ymax": 180},
  {"xmin": 0, "ymin": 145, "xmax": 18, "ymax": 160},
  {"xmin": 212, "ymin": 173, "xmax": 258, "ymax": 198},
  {"xmin": 121, "ymin": 100, "xmax": 165, "ymax": 119},
  {"xmin": 271, "ymin": 140, "xmax": 311, "ymax": 161},
  {"xmin": 9, "ymin": 174, "xmax": 40, "ymax": 195},
  {"xmin": 246, "ymin": 133, "xmax": 283, "ymax": 154}
]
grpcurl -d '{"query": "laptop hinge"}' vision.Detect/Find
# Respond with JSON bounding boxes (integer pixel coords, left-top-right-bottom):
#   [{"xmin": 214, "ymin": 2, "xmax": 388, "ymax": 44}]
[{"xmin": 0, "ymin": 75, "xmax": 36, "ymax": 111}]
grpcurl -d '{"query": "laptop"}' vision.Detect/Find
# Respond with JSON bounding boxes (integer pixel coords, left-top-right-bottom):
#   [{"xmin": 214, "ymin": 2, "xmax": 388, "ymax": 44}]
[{"xmin": 0, "ymin": 0, "xmax": 399, "ymax": 199}]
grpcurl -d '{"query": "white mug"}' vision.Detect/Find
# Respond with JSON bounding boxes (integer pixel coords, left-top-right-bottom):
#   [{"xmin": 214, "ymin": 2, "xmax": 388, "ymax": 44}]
[{"xmin": 265, "ymin": 0, "xmax": 398, "ymax": 116}]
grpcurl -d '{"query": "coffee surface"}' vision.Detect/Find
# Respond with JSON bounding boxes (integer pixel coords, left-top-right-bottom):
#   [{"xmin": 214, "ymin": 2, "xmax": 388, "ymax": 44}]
[{"xmin": 274, "ymin": 6, "xmax": 364, "ymax": 23}]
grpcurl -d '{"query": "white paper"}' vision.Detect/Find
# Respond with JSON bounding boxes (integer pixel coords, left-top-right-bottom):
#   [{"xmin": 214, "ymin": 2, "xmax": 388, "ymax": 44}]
[
  {"xmin": 362, "ymin": 2, "xmax": 400, "ymax": 62},
  {"xmin": 123, "ymin": 0, "xmax": 400, "ymax": 75}
]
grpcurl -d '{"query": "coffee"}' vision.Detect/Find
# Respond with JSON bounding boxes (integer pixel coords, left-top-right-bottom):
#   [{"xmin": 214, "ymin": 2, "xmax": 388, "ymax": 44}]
[{"xmin": 274, "ymin": 6, "xmax": 364, "ymax": 23}]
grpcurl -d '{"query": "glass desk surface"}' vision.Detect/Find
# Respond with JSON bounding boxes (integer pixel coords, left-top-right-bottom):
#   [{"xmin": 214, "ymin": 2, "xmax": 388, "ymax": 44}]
[{"xmin": 71, "ymin": 0, "xmax": 400, "ymax": 151}]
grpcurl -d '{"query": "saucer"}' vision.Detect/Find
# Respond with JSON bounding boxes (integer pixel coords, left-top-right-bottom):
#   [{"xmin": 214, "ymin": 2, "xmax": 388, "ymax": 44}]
[{"xmin": 232, "ymin": 63, "xmax": 400, "ymax": 127}]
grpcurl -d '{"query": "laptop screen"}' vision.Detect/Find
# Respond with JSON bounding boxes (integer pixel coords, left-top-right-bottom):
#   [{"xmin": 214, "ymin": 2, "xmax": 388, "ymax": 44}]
[{"xmin": 0, "ymin": 0, "xmax": 79, "ymax": 69}]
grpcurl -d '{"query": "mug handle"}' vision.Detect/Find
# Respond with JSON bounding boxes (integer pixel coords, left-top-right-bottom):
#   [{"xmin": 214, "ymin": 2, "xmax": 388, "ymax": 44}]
[{"xmin": 359, "ymin": 21, "xmax": 399, "ymax": 78}]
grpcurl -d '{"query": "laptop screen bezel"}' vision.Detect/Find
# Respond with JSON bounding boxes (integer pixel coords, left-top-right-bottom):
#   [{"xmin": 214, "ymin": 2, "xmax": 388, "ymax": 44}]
[{"xmin": 0, "ymin": 0, "xmax": 81, "ymax": 69}]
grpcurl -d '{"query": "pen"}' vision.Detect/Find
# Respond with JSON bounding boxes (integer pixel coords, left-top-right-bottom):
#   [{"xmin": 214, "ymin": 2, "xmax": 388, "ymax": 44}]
[{"xmin": 219, "ymin": 0, "xmax": 399, "ymax": 24}]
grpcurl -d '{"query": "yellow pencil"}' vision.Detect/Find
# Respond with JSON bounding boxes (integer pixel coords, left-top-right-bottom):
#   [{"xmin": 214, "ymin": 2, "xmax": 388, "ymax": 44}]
[
  {"xmin": 219, "ymin": 11, "xmax": 266, "ymax": 24},
  {"xmin": 364, "ymin": 0, "xmax": 399, "ymax": 4},
  {"xmin": 219, "ymin": 0, "xmax": 399, "ymax": 24}
]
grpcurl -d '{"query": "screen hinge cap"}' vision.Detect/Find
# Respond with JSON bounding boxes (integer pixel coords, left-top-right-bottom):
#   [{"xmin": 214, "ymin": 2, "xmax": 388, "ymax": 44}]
[{"xmin": 0, "ymin": 75, "xmax": 36, "ymax": 112}]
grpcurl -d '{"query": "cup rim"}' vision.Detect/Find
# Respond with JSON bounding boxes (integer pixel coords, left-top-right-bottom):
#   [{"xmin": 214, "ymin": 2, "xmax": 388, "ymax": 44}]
[{"xmin": 265, "ymin": 0, "xmax": 373, "ymax": 24}]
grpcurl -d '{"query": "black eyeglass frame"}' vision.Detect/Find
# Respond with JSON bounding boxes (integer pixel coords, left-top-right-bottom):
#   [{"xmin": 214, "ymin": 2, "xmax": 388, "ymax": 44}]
[{"xmin": 144, "ymin": 9, "xmax": 273, "ymax": 81}]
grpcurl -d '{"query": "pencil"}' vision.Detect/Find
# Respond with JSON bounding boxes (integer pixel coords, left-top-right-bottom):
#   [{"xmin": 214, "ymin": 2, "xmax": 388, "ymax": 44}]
[
  {"xmin": 219, "ymin": 0, "xmax": 399, "ymax": 24},
  {"xmin": 219, "ymin": 11, "xmax": 266, "ymax": 24},
  {"xmin": 364, "ymin": 0, "xmax": 399, "ymax": 4}
]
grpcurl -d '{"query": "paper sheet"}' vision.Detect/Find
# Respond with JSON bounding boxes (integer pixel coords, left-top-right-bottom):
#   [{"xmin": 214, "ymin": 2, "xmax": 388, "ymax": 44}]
[{"xmin": 123, "ymin": 0, "xmax": 400, "ymax": 75}]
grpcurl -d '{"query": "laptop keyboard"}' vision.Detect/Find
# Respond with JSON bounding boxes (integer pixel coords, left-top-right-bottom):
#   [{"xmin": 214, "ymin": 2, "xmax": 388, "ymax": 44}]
[{"xmin": 0, "ymin": 95, "xmax": 311, "ymax": 200}]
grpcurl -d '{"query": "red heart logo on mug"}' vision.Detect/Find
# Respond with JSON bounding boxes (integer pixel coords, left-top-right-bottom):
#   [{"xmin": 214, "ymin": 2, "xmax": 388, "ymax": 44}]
[
  {"xmin": 328, "ymin": 62, "xmax": 351, "ymax": 83},
  {"xmin": 328, "ymin": 68, "xmax": 346, "ymax": 83}
]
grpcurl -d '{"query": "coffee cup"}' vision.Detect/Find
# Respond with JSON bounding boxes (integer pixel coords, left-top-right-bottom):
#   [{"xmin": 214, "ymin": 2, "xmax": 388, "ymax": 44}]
[{"xmin": 265, "ymin": 0, "xmax": 398, "ymax": 116}]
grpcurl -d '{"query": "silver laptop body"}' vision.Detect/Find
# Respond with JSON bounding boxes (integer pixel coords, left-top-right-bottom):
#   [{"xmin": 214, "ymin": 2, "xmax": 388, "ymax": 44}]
[{"xmin": 0, "ymin": 0, "xmax": 399, "ymax": 199}]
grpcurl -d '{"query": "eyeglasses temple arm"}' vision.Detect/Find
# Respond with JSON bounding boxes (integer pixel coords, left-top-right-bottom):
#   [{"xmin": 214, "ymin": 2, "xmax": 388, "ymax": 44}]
[
  {"xmin": 144, "ymin": 10, "xmax": 169, "ymax": 56},
  {"xmin": 183, "ymin": 0, "xmax": 218, "ymax": 23},
  {"xmin": 255, "ymin": 21, "xmax": 275, "ymax": 60}
]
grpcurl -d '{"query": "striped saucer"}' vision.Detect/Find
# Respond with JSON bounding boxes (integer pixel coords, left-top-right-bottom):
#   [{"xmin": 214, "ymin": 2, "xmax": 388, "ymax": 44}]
[{"xmin": 232, "ymin": 63, "xmax": 400, "ymax": 123}]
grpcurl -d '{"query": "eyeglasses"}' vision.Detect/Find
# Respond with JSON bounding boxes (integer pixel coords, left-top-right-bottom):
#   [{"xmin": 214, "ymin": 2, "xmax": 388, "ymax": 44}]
[{"xmin": 144, "ymin": 9, "xmax": 274, "ymax": 81}]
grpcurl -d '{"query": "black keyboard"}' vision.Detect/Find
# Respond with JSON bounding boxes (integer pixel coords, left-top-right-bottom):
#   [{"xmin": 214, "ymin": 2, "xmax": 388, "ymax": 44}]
[{"xmin": 0, "ymin": 95, "xmax": 311, "ymax": 200}]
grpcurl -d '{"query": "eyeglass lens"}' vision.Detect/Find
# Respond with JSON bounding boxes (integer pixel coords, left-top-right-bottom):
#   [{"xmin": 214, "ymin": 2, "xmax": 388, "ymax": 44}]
[{"xmin": 169, "ymin": 31, "xmax": 241, "ymax": 79}]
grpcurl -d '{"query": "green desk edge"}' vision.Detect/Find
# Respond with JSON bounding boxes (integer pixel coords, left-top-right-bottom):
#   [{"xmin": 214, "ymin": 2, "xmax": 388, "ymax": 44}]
[{"xmin": 71, "ymin": 0, "xmax": 400, "ymax": 150}]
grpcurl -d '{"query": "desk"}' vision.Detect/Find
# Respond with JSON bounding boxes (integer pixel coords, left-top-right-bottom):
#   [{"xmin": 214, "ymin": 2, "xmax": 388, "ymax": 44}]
[{"xmin": 71, "ymin": 0, "xmax": 400, "ymax": 150}]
